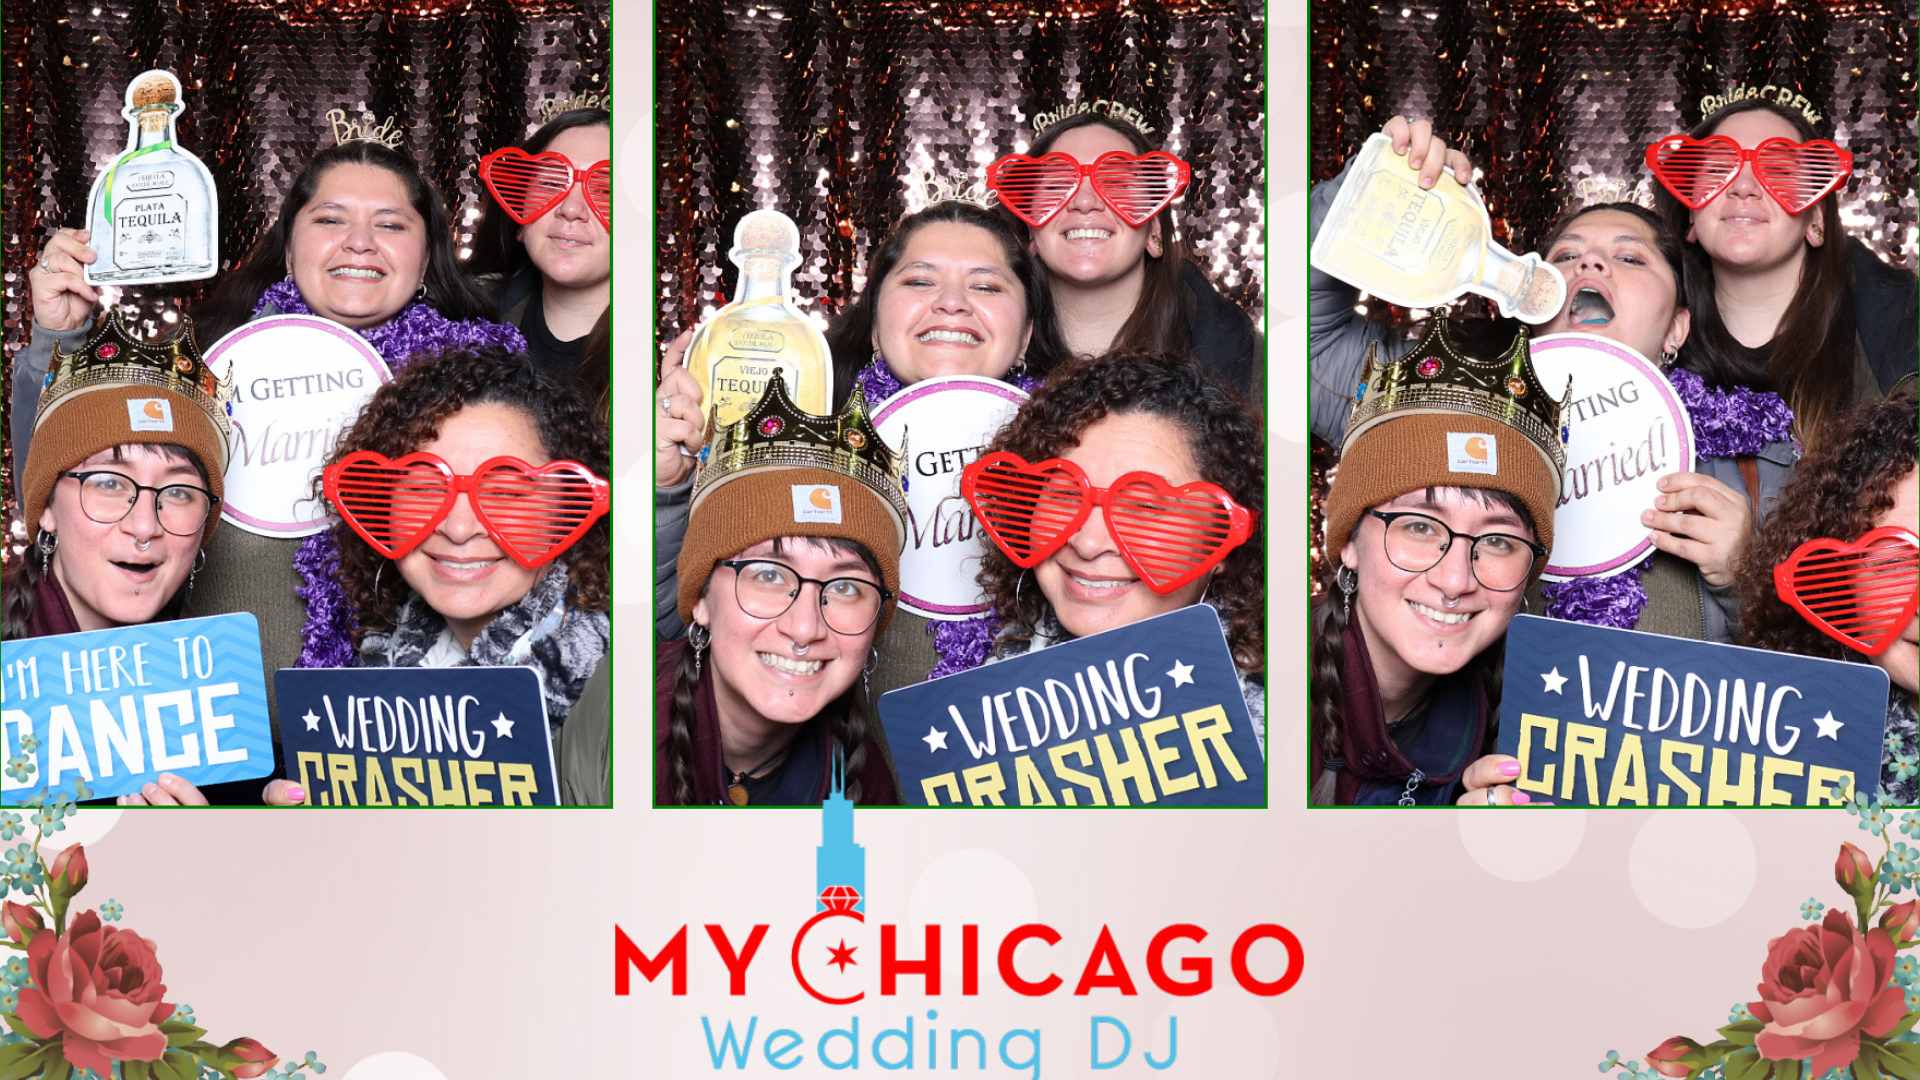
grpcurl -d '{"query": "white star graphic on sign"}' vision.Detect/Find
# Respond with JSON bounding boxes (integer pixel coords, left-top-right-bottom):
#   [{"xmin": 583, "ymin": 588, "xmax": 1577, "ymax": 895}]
[
  {"xmin": 301, "ymin": 710, "xmax": 321, "ymax": 732},
  {"xmin": 923, "ymin": 727, "xmax": 949, "ymax": 754},
  {"xmin": 1541, "ymin": 667, "xmax": 1568, "ymax": 695},
  {"xmin": 492, "ymin": 712, "xmax": 515, "ymax": 739},
  {"xmin": 1814, "ymin": 711, "xmax": 1844, "ymax": 741},
  {"xmin": 1167, "ymin": 660, "xmax": 1195, "ymax": 688}
]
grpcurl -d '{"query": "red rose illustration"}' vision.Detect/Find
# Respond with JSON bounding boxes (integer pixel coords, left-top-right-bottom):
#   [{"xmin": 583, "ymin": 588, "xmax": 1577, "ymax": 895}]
[
  {"xmin": 1882, "ymin": 899, "xmax": 1920, "ymax": 945},
  {"xmin": 1644, "ymin": 1036, "xmax": 1702, "ymax": 1077},
  {"xmin": 1749, "ymin": 908, "xmax": 1906, "ymax": 1075},
  {"xmin": 14, "ymin": 910, "xmax": 175, "ymax": 1076},
  {"xmin": 224, "ymin": 1036, "xmax": 279, "ymax": 1078}
]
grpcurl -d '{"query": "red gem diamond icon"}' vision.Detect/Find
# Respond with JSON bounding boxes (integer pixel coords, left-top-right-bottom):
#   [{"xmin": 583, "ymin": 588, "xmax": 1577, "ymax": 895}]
[
  {"xmin": 1415, "ymin": 357, "xmax": 1442, "ymax": 378},
  {"xmin": 819, "ymin": 885, "xmax": 861, "ymax": 913},
  {"xmin": 98, "ymin": 343, "xmax": 121, "ymax": 360},
  {"xmin": 759, "ymin": 416, "xmax": 785, "ymax": 436}
]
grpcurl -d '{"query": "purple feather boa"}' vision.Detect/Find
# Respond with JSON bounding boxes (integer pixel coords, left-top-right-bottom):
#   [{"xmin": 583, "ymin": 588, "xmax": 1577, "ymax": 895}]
[
  {"xmin": 1542, "ymin": 367, "xmax": 1795, "ymax": 629},
  {"xmin": 853, "ymin": 356, "xmax": 1038, "ymax": 680},
  {"xmin": 259, "ymin": 279, "xmax": 529, "ymax": 668}
]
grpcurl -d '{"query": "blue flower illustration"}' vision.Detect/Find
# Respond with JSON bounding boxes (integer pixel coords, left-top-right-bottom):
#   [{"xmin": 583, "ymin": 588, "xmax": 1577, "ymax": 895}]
[
  {"xmin": 3, "ymin": 758, "xmax": 31, "ymax": 784},
  {"xmin": 0, "ymin": 815, "xmax": 21, "ymax": 842},
  {"xmin": 1800, "ymin": 897, "xmax": 1825, "ymax": 919},
  {"xmin": 2, "ymin": 958, "xmax": 27, "ymax": 987},
  {"xmin": 99, "ymin": 898, "xmax": 124, "ymax": 922},
  {"xmin": 1597, "ymin": 1050, "xmax": 1621, "ymax": 1072}
]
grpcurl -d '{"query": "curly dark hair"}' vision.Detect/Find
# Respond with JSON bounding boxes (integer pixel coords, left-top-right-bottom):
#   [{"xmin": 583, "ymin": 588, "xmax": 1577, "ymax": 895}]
[
  {"xmin": 823, "ymin": 200, "xmax": 1068, "ymax": 406},
  {"xmin": 974, "ymin": 350, "xmax": 1264, "ymax": 673},
  {"xmin": 318, "ymin": 345, "xmax": 611, "ymax": 643},
  {"xmin": 1654, "ymin": 98, "xmax": 1856, "ymax": 451},
  {"xmin": 195, "ymin": 140, "xmax": 496, "ymax": 344},
  {"xmin": 1737, "ymin": 385, "xmax": 1917, "ymax": 665},
  {"xmin": 660, "ymin": 536, "xmax": 889, "ymax": 806}
]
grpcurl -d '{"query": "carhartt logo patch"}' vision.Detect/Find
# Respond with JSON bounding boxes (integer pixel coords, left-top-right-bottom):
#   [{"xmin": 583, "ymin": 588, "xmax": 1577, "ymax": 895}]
[
  {"xmin": 1446, "ymin": 432, "xmax": 1497, "ymax": 475},
  {"xmin": 127, "ymin": 398, "xmax": 174, "ymax": 432},
  {"xmin": 791, "ymin": 484, "xmax": 843, "ymax": 524}
]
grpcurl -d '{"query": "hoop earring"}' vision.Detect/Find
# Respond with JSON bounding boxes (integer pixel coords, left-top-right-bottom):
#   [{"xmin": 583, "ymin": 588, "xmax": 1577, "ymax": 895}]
[
  {"xmin": 373, "ymin": 562, "xmax": 385, "ymax": 598},
  {"xmin": 1660, "ymin": 346, "xmax": 1679, "ymax": 369},
  {"xmin": 1006, "ymin": 356, "xmax": 1029, "ymax": 383},
  {"xmin": 1336, "ymin": 565, "xmax": 1357, "ymax": 620},
  {"xmin": 414, "ymin": 281, "xmax": 427, "ymax": 302},
  {"xmin": 186, "ymin": 549, "xmax": 207, "ymax": 597},
  {"xmin": 33, "ymin": 530, "xmax": 57, "ymax": 569},
  {"xmin": 1013, "ymin": 570, "xmax": 1026, "ymax": 605},
  {"xmin": 689, "ymin": 622, "xmax": 711, "ymax": 683}
]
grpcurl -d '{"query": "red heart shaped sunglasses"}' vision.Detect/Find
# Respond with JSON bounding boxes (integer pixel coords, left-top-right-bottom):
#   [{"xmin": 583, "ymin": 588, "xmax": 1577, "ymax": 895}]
[
  {"xmin": 478, "ymin": 147, "xmax": 612, "ymax": 230},
  {"xmin": 1773, "ymin": 526, "xmax": 1918, "ymax": 656},
  {"xmin": 960, "ymin": 451, "xmax": 1255, "ymax": 594},
  {"xmin": 324, "ymin": 451, "xmax": 610, "ymax": 570},
  {"xmin": 1645, "ymin": 134, "xmax": 1852, "ymax": 215},
  {"xmin": 986, "ymin": 150, "xmax": 1191, "ymax": 229}
]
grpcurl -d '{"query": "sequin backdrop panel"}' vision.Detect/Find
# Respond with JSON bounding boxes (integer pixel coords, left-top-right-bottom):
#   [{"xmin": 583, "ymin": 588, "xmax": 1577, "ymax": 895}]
[
  {"xmin": 1309, "ymin": 1, "xmax": 1917, "ymax": 265},
  {"xmin": 654, "ymin": 0, "xmax": 1265, "ymax": 342},
  {"xmin": 1, "ymin": 0, "xmax": 610, "ymax": 535}
]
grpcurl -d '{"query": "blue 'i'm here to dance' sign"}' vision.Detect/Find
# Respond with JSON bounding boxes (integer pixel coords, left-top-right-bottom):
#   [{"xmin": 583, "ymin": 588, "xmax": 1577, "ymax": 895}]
[
  {"xmin": 1496, "ymin": 614, "xmax": 1891, "ymax": 806},
  {"xmin": 0, "ymin": 614, "xmax": 275, "ymax": 803},
  {"xmin": 274, "ymin": 666, "xmax": 557, "ymax": 806},
  {"xmin": 878, "ymin": 604, "xmax": 1264, "ymax": 806}
]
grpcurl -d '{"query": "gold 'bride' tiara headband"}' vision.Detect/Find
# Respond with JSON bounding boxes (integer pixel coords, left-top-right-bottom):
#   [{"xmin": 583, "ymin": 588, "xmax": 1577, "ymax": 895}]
[
  {"xmin": 326, "ymin": 107, "xmax": 405, "ymax": 150},
  {"xmin": 1699, "ymin": 85, "xmax": 1823, "ymax": 127}
]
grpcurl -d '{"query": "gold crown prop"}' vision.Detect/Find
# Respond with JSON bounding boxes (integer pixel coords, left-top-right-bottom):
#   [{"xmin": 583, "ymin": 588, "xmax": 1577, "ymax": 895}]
[
  {"xmin": 1344, "ymin": 315, "xmax": 1569, "ymax": 475},
  {"xmin": 326, "ymin": 107, "xmax": 405, "ymax": 150},
  {"xmin": 538, "ymin": 90, "xmax": 610, "ymax": 123},
  {"xmin": 1700, "ymin": 85, "xmax": 1823, "ymax": 128},
  {"xmin": 39, "ymin": 311, "xmax": 233, "ymax": 442},
  {"xmin": 693, "ymin": 371, "xmax": 909, "ymax": 526}
]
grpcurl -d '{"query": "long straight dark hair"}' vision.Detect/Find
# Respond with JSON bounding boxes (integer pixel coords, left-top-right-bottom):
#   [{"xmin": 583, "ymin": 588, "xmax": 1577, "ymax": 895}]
[
  {"xmin": 194, "ymin": 141, "xmax": 495, "ymax": 344},
  {"xmin": 1653, "ymin": 98, "xmax": 1855, "ymax": 449},
  {"xmin": 1016, "ymin": 112, "xmax": 1194, "ymax": 360}
]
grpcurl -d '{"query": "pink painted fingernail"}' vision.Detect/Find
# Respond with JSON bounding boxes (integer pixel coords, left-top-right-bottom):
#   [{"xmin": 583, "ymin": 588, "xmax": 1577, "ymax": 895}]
[
  {"xmin": 289, "ymin": 786, "xmax": 305, "ymax": 802},
  {"xmin": 1500, "ymin": 761, "xmax": 1521, "ymax": 777},
  {"xmin": 1512, "ymin": 790, "xmax": 1532, "ymax": 805}
]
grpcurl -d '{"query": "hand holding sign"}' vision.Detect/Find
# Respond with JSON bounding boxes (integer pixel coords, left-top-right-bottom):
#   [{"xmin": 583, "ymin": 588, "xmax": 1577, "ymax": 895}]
[{"xmin": 1644, "ymin": 471, "xmax": 1754, "ymax": 588}]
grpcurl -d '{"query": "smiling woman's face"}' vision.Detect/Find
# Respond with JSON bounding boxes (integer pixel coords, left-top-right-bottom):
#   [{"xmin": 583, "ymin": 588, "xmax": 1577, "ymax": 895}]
[
  {"xmin": 1029, "ymin": 123, "xmax": 1159, "ymax": 290},
  {"xmin": 1340, "ymin": 486, "xmax": 1536, "ymax": 695},
  {"xmin": 286, "ymin": 162, "xmax": 428, "ymax": 329},
  {"xmin": 872, "ymin": 220, "xmax": 1032, "ymax": 383},
  {"xmin": 1688, "ymin": 108, "xmax": 1825, "ymax": 273}
]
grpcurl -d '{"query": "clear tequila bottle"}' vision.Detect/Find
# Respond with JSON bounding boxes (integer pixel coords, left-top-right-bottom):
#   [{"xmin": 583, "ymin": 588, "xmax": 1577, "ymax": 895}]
[
  {"xmin": 685, "ymin": 209, "xmax": 834, "ymax": 431},
  {"xmin": 85, "ymin": 69, "xmax": 218, "ymax": 286},
  {"xmin": 1311, "ymin": 132, "xmax": 1564, "ymax": 324}
]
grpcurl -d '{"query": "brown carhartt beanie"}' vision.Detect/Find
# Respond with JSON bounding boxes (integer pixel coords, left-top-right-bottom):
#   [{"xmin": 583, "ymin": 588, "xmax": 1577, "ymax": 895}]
[
  {"xmin": 24, "ymin": 383, "xmax": 229, "ymax": 540},
  {"xmin": 676, "ymin": 464, "xmax": 905, "ymax": 632},
  {"xmin": 1324, "ymin": 411, "xmax": 1560, "ymax": 580}
]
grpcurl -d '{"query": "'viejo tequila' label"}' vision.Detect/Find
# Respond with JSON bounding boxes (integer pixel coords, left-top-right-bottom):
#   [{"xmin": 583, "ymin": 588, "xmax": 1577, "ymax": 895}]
[{"xmin": 84, "ymin": 69, "xmax": 218, "ymax": 286}]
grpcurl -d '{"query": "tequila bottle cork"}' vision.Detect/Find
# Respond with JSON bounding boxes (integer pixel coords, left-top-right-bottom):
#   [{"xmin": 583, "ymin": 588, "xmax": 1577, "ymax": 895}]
[
  {"xmin": 1311, "ymin": 133, "xmax": 1564, "ymax": 324},
  {"xmin": 685, "ymin": 209, "xmax": 834, "ymax": 431}
]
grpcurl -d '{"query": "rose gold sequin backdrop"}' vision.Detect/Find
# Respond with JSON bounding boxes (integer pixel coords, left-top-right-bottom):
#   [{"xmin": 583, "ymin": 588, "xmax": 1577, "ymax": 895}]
[
  {"xmin": 1, "ymin": 0, "xmax": 609, "ymax": 538},
  {"xmin": 1308, "ymin": 0, "xmax": 1918, "ymax": 589},
  {"xmin": 654, "ymin": 0, "xmax": 1265, "ymax": 344}
]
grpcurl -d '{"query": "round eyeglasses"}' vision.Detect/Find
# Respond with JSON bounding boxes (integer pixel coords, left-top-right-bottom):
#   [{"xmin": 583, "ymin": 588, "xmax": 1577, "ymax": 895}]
[
  {"xmin": 61, "ymin": 470, "xmax": 216, "ymax": 537},
  {"xmin": 1367, "ymin": 509, "xmax": 1544, "ymax": 593},
  {"xmin": 716, "ymin": 559, "xmax": 891, "ymax": 635}
]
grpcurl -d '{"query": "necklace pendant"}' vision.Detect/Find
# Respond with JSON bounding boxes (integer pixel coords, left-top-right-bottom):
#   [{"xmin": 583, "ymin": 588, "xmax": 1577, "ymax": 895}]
[{"xmin": 727, "ymin": 782, "xmax": 750, "ymax": 806}]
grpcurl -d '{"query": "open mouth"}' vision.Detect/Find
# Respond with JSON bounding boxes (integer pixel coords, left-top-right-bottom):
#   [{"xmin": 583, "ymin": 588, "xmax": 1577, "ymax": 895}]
[
  {"xmin": 1567, "ymin": 287, "xmax": 1615, "ymax": 328},
  {"xmin": 1409, "ymin": 600, "xmax": 1474, "ymax": 626},
  {"xmin": 329, "ymin": 267, "xmax": 386, "ymax": 281},
  {"xmin": 759, "ymin": 653, "xmax": 824, "ymax": 676},
  {"xmin": 110, "ymin": 559, "xmax": 162, "ymax": 577},
  {"xmin": 427, "ymin": 553, "xmax": 501, "ymax": 580},
  {"xmin": 1063, "ymin": 228, "xmax": 1114, "ymax": 242},
  {"xmin": 917, "ymin": 328, "xmax": 981, "ymax": 345}
]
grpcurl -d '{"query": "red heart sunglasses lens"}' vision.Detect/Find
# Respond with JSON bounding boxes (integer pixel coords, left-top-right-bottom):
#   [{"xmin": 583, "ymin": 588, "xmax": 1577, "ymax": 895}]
[
  {"xmin": 479, "ymin": 149, "xmax": 576, "ymax": 224},
  {"xmin": 962, "ymin": 453, "xmax": 1090, "ymax": 567},
  {"xmin": 1088, "ymin": 151, "xmax": 1190, "ymax": 228},
  {"xmin": 987, "ymin": 153, "xmax": 1082, "ymax": 228},
  {"xmin": 1106, "ymin": 478, "xmax": 1252, "ymax": 593},
  {"xmin": 1646, "ymin": 135, "xmax": 1743, "ymax": 210},
  {"xmin": 324, "ymin": 453, "xmax": 455, "ymax": 559},
  {"xmin": 469, "ymin": 459, "xmax": 611, "ymax": 569},
  {"xmin": 1752, "ymin": 138, "xmax": 1852, "ymax": 214}
]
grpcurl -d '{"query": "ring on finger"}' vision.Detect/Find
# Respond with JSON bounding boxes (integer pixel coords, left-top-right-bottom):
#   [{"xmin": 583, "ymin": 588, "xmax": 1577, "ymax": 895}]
[
  {"xmin": 35, "ymin": 259, "xmax": 49, "ymax": 273},
  {"xmin": 660, "ymin": 395, "xmax": 674, "ymax": 415}
]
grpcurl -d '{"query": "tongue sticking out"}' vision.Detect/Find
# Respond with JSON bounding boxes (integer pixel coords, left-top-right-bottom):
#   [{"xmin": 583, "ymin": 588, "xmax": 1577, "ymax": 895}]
[{"xmin": 1568, "ymin": 288, "xmax": 1615, "ymax": 327}]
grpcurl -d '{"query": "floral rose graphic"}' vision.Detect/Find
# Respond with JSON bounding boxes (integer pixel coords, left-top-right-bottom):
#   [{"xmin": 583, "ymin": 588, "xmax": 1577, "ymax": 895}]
[
  {"xmin": 14, "ymin": 909, "xmax": 174, "ymax": 1076},
  {"xmin": 1748, "ymin": 909, "xmax": 1906, "ymax": 1075},
  {"xmin": 0, "ymin": 791, "xmax": 325, "ymax": 1080}
]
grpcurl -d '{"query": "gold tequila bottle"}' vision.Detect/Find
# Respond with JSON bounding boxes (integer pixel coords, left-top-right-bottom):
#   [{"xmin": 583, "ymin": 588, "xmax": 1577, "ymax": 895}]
[
  {"xmin": 84, "ymin": 70, "xmax": 219, "ymax": 286},
  {"xmin": 1311, "ymin": 133, "xmax": 1564, "ymax": 324},
  {"xmin": 686, "ymin": 208, "xmax": 834, "ymax": 430}
]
